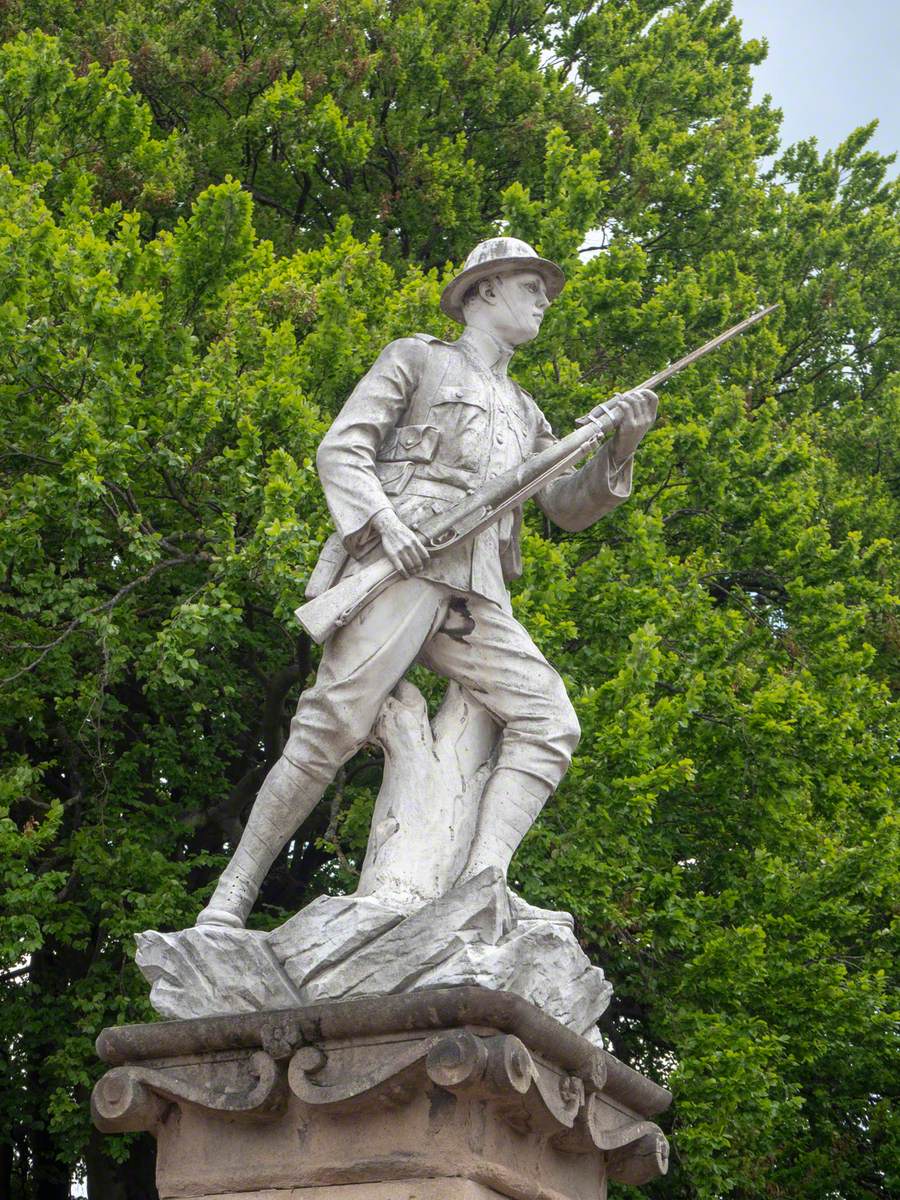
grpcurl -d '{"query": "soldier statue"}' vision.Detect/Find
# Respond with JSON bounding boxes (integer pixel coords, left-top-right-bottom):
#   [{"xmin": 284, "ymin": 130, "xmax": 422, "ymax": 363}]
[{"xmin": 197, "ymin": 237, "xmax": 658, "ymax": 929}]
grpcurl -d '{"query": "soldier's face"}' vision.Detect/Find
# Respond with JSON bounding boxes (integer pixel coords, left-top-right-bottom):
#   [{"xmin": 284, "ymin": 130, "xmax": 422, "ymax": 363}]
[{"xmin": 489, "ymin": 270, "xmax": 551, "ymax": 345}]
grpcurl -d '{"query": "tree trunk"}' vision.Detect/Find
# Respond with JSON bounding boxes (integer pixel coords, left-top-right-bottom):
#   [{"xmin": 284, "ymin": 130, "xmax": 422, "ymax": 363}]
[
  {"xmin": 356, "ymin": 680, "xmax": 499, "ymax": 904},
  {"xmin": 29, "ymin": 1125, "xmax": 68, "ymax": 1200},
  {"xmin": 85, "ymin": 1130, "xmax": 158, "ymax": 1200},
  {"xmin": 0, "ymin": 1140, "xmax": 13, "ymax": 1200}
]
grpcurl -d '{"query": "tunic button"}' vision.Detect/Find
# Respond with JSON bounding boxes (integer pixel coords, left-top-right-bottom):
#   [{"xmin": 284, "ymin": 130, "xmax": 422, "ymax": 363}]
[
  {"xmin": 496, "ymin": 432, "xmax": 505, "ymax": 444},
  {"xmin": 454, "ymin": 389, "xmax": 464, "ymax": 398}
]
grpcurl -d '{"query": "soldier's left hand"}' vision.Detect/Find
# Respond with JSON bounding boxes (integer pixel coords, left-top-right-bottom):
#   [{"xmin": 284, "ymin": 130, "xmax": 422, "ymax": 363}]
[{"xmin": 607, "ymin": 388, "xmax": 658, "ymax": 464}]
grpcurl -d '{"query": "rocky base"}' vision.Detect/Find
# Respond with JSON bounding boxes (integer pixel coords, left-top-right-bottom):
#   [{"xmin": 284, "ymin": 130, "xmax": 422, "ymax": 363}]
[
  {"xmin": 92, "ymin": 987, "xmax": 671, "ymax": 1200},
  {"xmin": 135, "ymin": 869, "xmax": 611, "ymax": 1042}
]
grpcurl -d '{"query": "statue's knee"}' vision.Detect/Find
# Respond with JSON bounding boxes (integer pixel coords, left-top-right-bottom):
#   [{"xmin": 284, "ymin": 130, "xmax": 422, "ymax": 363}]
[
  {"xmin": 538, "ymin": 681, "xmax": 580, "ymax": 779},
  {"xmin": 284, "ymin": 698, "xmax": 365, "ymax": 782}
]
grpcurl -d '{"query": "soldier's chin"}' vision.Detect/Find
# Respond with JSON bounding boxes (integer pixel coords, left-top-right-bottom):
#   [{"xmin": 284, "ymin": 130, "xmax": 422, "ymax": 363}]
[{"xmin": 514, "ymin": 317, "xmax": 542, "ymax": 344}]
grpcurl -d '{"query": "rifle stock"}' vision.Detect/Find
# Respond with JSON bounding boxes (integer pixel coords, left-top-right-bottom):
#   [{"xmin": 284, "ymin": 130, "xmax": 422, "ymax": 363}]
[
  {"xmin": 298, "ymin": 556, "xmax": 399, "ymax": 644},
  {"xmin": 295, "ymin": 303, "xmax": 779, "ymax": 644}
]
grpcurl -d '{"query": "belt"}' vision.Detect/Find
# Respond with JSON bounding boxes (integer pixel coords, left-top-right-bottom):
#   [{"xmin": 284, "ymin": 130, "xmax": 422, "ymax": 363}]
[{"xmin": 400, "ymin": 477, "xmax": 470, "ymax": 501}]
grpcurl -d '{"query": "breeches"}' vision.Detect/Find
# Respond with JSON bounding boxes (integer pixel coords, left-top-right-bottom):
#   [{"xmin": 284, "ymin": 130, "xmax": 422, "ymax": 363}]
[{"xmin": 283, "ymin": 577, "xmax": 580, "ymax": 792}]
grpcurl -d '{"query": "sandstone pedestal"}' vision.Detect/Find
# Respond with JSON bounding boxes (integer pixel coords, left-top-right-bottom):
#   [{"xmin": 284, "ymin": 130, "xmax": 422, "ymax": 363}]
[{"xmin": 92, "ymin": 987, "xmax": 670, "ymax": 1200}]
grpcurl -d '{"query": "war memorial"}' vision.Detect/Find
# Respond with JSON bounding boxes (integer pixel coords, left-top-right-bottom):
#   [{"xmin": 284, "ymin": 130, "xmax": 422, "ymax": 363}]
[{"xmin": 90, "ymin": 238, "xmax": 775, "ymax": 1199}]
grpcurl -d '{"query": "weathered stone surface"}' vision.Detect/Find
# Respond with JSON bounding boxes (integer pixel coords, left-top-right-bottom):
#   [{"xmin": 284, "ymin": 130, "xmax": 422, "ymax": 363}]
[
  {"xmin": 91, "ymin": 987, "xmax": 672, "ymax": 1199},
  {"xmin": 137, "ymin": 871, "xmax": 611, "ymax": 1041},
  {"xmin": 411, "ymin": 918, "xmax": 611, "ymax": 1043},
  {"xmin": 294, "ymin": 870, "xmax": 510, "ymax": 1002},
  {"xmin": 269, "ymin": 893, "xmax": 407, "ymax": 990},
  {"xmin": 186, "ymin": 1184, "xmax": 507, "ymax": 1200},
  {"xmin": 157, "ymin": 683, "xmax": 613, "ymax": 1040},
  {"xmin": 136, "ymin": 928, "xmax": 302, "ymax": 1019},
  {"xmin": 355, "ymin": 681, "xmax": 496, "ymax": 904}
]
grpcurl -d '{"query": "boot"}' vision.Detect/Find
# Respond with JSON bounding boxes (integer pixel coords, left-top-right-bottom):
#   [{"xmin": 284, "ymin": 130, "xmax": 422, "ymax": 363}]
[
  {"xmin": 196, "ymin": 757, "xmax": 322, "ymax": 928},
  {"xmin": 456, "ymin": 768, "xmax": 574, "ymax": 929}
]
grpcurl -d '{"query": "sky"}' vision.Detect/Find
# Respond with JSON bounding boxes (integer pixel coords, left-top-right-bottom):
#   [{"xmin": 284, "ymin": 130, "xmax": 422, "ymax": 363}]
[{"xmin": 730, "ymin": 0, "xmax": 899, "ymax": 161}]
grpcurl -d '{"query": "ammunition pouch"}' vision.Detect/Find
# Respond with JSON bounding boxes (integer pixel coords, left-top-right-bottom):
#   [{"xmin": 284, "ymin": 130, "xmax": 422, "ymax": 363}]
[{"xmin": 378, "ymin": 423, "xmax": 440, "ymax": 464}]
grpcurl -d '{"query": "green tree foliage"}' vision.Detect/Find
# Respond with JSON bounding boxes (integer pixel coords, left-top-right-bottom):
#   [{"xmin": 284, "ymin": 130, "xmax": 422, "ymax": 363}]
[{"xmin": 0, "ymin": 5, "xmax": 896, "ymax": 1199}]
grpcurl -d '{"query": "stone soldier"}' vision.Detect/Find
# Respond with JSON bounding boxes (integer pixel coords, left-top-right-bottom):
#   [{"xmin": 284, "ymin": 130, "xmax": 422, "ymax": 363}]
[{"xmin": 197, "ymin": 237, "xmax": 657, "ymax": 928}]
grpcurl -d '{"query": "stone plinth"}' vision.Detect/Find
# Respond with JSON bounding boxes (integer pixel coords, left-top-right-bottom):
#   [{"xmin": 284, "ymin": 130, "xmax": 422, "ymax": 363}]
[{"xmin": 92, "ymin": 987, "xmax": 670, "ymax": 1200}]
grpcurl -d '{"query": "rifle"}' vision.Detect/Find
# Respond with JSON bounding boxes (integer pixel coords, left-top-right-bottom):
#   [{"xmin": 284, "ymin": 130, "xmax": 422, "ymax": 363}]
[{"xmin": 295, "ymin": 303, "xmax": 778, "ymax": 644}]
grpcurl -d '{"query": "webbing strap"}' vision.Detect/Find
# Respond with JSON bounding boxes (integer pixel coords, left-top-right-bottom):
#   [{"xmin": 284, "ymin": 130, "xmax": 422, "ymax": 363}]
[{"xmin": 405, "ymin": 333, "xmax": 454, "ymax": 426}]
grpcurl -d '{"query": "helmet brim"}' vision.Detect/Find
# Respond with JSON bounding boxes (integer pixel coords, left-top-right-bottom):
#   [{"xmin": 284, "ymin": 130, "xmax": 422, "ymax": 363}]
[{"xmin": 440, "ymin": 255, "xmax": 565, "ymax": 324}]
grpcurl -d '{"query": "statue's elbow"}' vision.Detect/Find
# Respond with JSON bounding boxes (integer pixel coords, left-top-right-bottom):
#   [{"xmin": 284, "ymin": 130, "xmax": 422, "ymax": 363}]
[
  {"xmin": 315, "ymin": 436, "xmax": 339, "ymax": 478},
  {"xmin": 566, "ymin": 515, "xmax": 595, "ymax": 533},
  {"xmin": 539, "ymin": 480, "xmax": 599, "ymax": 532},
  {"xmin": 546, "ymin": 506, "xmax": 594, "ymax": 533}
]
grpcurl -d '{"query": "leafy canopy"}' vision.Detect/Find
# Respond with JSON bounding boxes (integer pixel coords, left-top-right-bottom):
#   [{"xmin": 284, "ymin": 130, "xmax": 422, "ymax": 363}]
[{"xmin": 0, "ymin": 4, "xmax": 897, "ymax": 1199}]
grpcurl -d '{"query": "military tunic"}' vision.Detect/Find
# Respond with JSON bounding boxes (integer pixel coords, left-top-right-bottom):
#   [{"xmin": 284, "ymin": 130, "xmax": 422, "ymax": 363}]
[{"xmin": 308, "ymin": 327, "xmax": 633, "ymax": 612}]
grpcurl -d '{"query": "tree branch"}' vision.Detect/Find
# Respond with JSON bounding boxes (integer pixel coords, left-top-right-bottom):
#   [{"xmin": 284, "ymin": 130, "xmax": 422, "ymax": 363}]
[{"xmin": 2, "ymin": 554, "xmax": 205, "ymax": 687}]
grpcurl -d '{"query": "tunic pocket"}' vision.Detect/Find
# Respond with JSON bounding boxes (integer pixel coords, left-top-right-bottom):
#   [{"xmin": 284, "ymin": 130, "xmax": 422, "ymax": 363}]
[
  {"xmin": 426, "ymin": 385, "xmax": 489, "ymax": 472},
  {"xmin": 378, "ymin": 423, "xmax": 440, "ymax": 464}
]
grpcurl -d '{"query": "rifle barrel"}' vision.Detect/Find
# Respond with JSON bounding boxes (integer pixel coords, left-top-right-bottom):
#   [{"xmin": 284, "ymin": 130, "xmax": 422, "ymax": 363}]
[
  {"xmin": 296, "ymin": 302, "xmax": 780, "ymax": 643},
  {"xmin": 637, "ymin": 303, "xmax": 779, "ymax": 393}
]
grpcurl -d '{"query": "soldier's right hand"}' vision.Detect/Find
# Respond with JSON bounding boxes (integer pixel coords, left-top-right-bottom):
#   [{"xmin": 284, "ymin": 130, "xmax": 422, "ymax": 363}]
[{"xmin": 372, "ymin": 509, "xmax": 429, "ymax": 577}]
